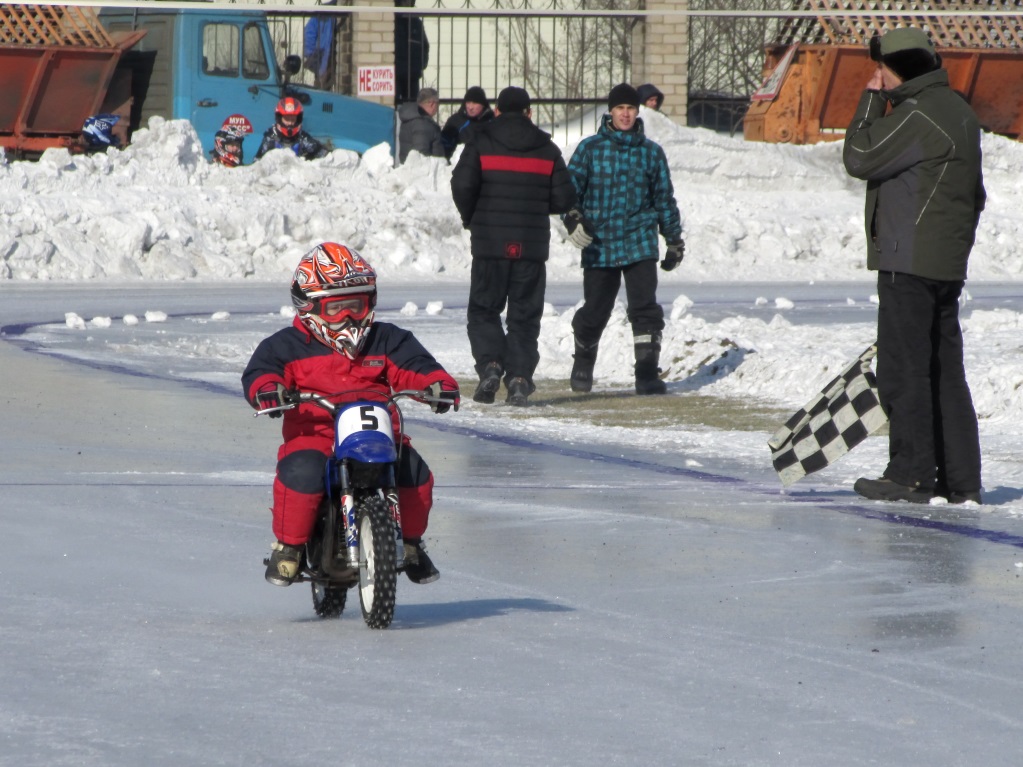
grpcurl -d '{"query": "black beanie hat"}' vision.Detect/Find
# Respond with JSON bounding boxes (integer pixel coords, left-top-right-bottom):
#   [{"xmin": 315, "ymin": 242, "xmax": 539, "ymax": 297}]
[
  {"xmin": 497, "ymin": 86, "xmax": 530, "ymax": 113},
  {"xmin": 463, "ymin": 86, "xmax": 489, "ymax": 108},
  {"xmin": 607, "ymin": 83, "xmax": 641, "ymax": 111}
]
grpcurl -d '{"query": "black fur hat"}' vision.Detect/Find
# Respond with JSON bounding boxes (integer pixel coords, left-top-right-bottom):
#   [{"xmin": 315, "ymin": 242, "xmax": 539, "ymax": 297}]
[{"xmin": 869, "ymin": 27, "xmax": 940, "ymax": 82}]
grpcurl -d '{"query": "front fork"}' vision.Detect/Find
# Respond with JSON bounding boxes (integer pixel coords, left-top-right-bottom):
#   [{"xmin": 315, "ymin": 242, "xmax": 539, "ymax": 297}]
[
  {"xmin": 336, "ymin": 462, "xmax": 404, "ymax": 568},
  {"xmin": 386, "ymin": 487, "xmax": 405, "ymax": 568}
]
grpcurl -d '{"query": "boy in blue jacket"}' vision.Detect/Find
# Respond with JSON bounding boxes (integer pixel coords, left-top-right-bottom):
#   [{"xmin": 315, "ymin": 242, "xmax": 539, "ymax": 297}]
[{"xmin": 563, "ymin": 83, "xmax": 685, "ymax": 395}]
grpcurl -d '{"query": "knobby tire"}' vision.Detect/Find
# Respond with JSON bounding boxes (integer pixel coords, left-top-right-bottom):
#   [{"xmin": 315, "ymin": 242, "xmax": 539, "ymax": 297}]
[{"xmin": 358, "ymin": 496, "xmax": 398, "ymax": 629}]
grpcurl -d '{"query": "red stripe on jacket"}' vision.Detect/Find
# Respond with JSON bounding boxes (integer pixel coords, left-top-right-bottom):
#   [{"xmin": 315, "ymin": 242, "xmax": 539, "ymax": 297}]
[{"xmin": 480, "ymin": 155, "xmax": 555, "ymax": 176}]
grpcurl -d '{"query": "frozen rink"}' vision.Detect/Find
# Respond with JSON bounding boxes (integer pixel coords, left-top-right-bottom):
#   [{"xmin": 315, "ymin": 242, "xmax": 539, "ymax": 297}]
[{"xmin": 2, "ymin": 284, "xmax": 1022, "ymax": 767}]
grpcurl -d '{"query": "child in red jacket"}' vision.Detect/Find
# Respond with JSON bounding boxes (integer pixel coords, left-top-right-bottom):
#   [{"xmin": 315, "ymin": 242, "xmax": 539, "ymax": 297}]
[{"xmin": 243, "ymin": 243, "xmax": 459, "ymax": 586}]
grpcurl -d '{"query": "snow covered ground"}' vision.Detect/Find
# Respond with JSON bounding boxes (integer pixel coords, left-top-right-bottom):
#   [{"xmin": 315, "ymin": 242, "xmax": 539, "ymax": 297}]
[{"xmin": 2, "ymin": 110, "xmax": 1023, "ymax": 765}]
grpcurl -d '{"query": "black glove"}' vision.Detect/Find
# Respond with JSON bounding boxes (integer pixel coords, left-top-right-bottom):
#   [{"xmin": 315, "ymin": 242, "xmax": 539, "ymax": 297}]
[
  {"xmin": 255, "ymin": 382, "xmax": 287, "ymax": 418},
  {"xmin": 661, "ymin": 240, "xmax": 685, "ymax": 272},
  {"xmin": 427, "ymin": 382, "xmax": 460, "ymax": 414},
  {"xmin": 564, "ymin": 209, "xmax": 594, "ymax": 249}
]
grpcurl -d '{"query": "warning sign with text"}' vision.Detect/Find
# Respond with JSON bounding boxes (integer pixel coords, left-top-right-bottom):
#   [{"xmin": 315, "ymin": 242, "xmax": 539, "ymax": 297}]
[{"xmin": 358, "ymin": 67, "xmax": 395, "ymax": 98}]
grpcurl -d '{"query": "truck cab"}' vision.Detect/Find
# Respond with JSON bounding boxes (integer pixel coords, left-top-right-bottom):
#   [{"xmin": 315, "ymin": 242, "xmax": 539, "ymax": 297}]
[{"xmin": 100, "ymin": 9, "xmax": 394, "ymax": 162}]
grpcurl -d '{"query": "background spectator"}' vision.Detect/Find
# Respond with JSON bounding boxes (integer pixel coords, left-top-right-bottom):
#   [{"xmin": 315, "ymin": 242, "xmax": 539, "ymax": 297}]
[
  {"xmin": 441, "ymin": 86, "xmax": 494, "ymax": 159},
  {"xmin": 564, "ymin": 83, "xmax": 684, "ymax": 396},
  {"xmin": 394, "ymin": 0, "xmax": 429, "ymax": 103},
  {"xmin": 451, "ymin": 86, "xmax": 576, "ymax": 407},
  {"xmin": 637, "ymin": 83, "xmax": 664, "ymax": 111},
  {"xmin": 303, "ymin": 2, "xmax": 337, "ymax": 90},
  {"xmin": 254, "ymin": 97, "xmax": 327, "ymax": 160},
  {"xmin": 398, "ymin": 87, "xmax": 445, "ymax": 163}
]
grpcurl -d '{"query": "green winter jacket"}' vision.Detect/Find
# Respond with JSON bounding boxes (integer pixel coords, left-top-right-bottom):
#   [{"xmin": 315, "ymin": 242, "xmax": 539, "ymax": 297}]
[
  {"xmin": 843, "ymin": 68, "xmax": 985, "ymax": 281},
  {"xmin": 566, "ymin": 115, "xmax": 682, "ymax": 269}
]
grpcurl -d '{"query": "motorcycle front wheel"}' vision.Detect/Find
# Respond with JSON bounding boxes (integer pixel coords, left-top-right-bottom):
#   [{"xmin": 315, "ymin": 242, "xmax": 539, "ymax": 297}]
[{"xmin": 357, "ymin": 496, "xmax": 398, "ymax": 629}]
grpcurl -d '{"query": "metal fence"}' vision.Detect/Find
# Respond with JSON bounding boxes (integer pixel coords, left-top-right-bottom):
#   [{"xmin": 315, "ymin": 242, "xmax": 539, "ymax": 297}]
[
  {"xmin": 256, "ymin": 1, "xmax": 637, "ymax": 141},
  {"xmin": 421, "ymin": 2, "xmax": 637, "ymax": 141}
]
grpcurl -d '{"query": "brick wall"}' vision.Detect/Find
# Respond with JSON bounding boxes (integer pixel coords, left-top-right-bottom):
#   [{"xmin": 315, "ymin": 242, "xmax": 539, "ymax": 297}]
[
  {"xmin": 633, "ymin": 0, "xmax": 689, "ymax": 124},
  {"xmin": 351, "ymin": 0, "xmax": 396, "ymax": 106}
]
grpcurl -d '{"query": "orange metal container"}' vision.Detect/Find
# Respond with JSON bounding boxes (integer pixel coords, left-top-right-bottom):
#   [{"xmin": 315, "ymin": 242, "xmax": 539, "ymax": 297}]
[
  {"xmin": 745, "ymin": 44, "xmax": 1023, "ymax": 144},
  {"xmin": 0, "ymin": 30, "xmax": 144, "ymax": 154}
]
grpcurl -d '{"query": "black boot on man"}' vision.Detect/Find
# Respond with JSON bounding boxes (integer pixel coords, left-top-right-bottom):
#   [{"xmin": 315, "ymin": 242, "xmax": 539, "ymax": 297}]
[
  {"xmin": 853, "ymin": 477, "xmax": 933, "ymax": 504},
  {"xmin": 571, "ymin": 339, "xmax": 598, "ymax": 393},
  {"xmin": 506, "ymin": 376, "xmax": 534, "ymax": 407},
  {"xmin": 472, "ymin": 361, "xmax": 503, "ymax": 404},
  {"xmin": 634, "ymin": 333, "xmax": 667, "ymax": 395}
]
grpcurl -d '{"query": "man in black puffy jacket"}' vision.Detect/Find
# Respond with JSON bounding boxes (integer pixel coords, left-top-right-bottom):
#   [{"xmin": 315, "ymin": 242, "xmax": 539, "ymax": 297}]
[
  {"xmin": 843, "ymin": 26, "xmax": 986, "ymax": 505},
  {"xmin": 451, "ymin": 86, "xmax": 577, "ymax": 406}
]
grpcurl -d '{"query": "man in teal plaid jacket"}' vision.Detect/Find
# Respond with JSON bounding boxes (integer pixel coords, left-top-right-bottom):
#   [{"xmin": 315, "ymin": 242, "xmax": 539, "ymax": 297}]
[{"xmin": 564, "ymin": 83, "xmax": 685, "ymax": 395}]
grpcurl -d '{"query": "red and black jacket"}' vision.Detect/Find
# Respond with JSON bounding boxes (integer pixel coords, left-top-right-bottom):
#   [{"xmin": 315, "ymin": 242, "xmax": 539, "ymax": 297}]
[
  {"xmin": 242, "ymin": 317, "xmax": 456, "ymax": 441},
  {"xmin": 450, "ymin": 113, "xmax": 576, "ymax": 262}
]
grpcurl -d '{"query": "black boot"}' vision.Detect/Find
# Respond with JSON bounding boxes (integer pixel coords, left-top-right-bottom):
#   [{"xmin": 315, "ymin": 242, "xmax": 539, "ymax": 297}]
[
  {"xmin": 571, "ymin": 339, "xmax": 598, "ymax": 393},
  {"xmin": 634, "ymin": 334, "xmax": 667, "ymax": 395},
  {"xmin": 505, "ymin": 376, "xmax": 533, "ymax": 407},
  {"xmin": 472, "ymin": 362, "xmax": 503, "ymax": 404}
]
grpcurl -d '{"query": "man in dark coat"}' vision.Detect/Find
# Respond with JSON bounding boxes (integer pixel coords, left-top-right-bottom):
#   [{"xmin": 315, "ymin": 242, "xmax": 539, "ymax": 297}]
[
  {"xmin": 441, "ymin": 85, "xmax": 494, "ymax": 159},
  {"xmin": 394, "ymin": 0, "xmax": 429, "ymax": 102},
  {"xmin": 843, "ymin": 26, "xmax": 986, "ymax": 505},
  {"xmin": 397, "ymin": 87, "xmax": 444, "ymax": 163},
  {"xmin": 450, "ymin": 86, "xmax": 577, "ymax": 406}
]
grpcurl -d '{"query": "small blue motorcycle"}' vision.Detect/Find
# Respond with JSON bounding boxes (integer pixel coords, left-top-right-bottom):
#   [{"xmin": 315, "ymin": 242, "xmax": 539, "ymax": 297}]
[{"xmin": 257, "ymin": 388, "xmax": 448, "ymax": 629}]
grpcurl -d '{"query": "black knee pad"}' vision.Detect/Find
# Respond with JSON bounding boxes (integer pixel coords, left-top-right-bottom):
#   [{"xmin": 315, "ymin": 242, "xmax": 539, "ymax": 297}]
[{"xmin": 277, "ymin": 450, "xmax": 328, "ymax": 493}]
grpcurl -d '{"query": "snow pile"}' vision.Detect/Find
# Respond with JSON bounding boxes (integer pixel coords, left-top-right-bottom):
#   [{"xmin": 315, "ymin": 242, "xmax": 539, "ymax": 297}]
[{"xmin": 4, "ymin": 111, "xmax": 1023, "ymax": 283}]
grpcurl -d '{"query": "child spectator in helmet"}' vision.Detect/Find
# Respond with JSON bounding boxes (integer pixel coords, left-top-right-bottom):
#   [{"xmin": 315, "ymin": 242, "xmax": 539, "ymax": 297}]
[
  {"xmin": 242, "ymin": 243, "xmax": 460, "ymax": 588},
  {"xmin": 211, "ymin": 128, "xmax": 245, "ymax": 167},
  {"xmin": 254, "ymin": 97, "xmax": 328, "ymax": 160}
]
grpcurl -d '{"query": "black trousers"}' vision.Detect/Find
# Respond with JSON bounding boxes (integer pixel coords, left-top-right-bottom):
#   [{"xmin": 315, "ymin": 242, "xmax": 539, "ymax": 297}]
[
  {"xmin": 466, "ymin": 258, "xmax": 546, "ymax": 383},
  {"xmin": 571, "ymin": 259, "xmax": 665, "ymax": 348},
  {"xmin": 876, "ymin": 271, "xmax": 981, "ymax": 493}
]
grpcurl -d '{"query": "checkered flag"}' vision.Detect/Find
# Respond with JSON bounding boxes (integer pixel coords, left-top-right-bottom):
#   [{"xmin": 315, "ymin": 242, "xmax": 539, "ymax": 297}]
[{"xmin": 768, "ymin": 345, "xmax": 888, "ymax": 487}]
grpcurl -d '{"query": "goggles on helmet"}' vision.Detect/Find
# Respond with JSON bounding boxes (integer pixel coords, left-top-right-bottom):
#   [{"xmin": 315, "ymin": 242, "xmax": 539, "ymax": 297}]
[{"xmin": 317, "ymin": 294, "xmax": 374, "ymax": 323}]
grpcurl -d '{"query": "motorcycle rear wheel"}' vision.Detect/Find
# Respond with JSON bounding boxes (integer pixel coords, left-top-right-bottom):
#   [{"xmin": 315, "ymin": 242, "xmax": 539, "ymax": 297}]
[
  {"xmin": 311, "ymin": 581, "xmax": 348, "ymax": 619},
  {"xmin": 358, "ymin": 496, "xmax": 398, "ymax": 629}
]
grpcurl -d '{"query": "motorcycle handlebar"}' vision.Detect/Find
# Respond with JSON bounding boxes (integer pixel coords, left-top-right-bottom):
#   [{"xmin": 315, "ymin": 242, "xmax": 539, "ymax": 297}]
[{"xmin": 253, "ymin": 388, "xmax": 448, "ymax": 418}]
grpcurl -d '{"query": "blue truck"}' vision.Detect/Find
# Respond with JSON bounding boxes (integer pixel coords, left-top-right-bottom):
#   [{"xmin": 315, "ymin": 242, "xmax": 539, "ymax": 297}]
[{"xmin": 1, "ymin": 6, "xmax": 394, "ymax": 161}]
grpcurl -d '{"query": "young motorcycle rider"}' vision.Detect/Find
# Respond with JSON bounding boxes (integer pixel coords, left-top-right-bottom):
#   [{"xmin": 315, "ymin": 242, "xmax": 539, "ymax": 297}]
[{"xmin": 242, "ymin": 243, "xmax": 460, "ymax": 587}]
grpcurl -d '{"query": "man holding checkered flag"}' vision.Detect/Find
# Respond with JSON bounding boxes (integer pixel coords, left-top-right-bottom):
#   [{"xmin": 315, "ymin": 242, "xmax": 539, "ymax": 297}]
[{"xmin": 840, "ymin": 26, "xmax": 985, "ymax": 504}]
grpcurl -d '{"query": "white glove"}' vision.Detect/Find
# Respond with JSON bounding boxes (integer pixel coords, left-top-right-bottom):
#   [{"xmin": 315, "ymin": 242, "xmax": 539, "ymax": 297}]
[{"xmin": 564, "ymin": 209, "xmax": 594, "ymax": 249}]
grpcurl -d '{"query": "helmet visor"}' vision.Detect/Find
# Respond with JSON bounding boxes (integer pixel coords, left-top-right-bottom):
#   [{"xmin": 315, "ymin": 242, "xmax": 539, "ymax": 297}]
[{"xmin": 318, "ymin": 294, "xmax": 373, "ymax": 323}]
